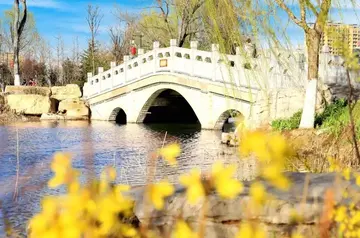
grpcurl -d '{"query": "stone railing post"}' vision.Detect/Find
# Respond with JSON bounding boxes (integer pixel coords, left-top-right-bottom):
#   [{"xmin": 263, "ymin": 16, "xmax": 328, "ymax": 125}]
[
  {"xmin": 211, "ymin": 44, "xmax": 219, "ymax": 81},
  {"xmin": 190, "ymin": 41, "xmax": 198, "ymax": 77},
  {"xmin": 153, "ymin": 41, "xmax": 160, "ymax": 74},
  {"xmin": 123, "ymin": 55, "xmax": 130, "ymax": 83},
  {"xmin": 138, "ymin": 49, "xmax": 144, "ymax": 78},
  {"xmin": 235, "ymin": 47, "xmax": 242, "ymax": 87},
  {"xmin": 98, "ymin": 67, "xmax": 104, "ymax": 93},
  {"xmin": 110, "ymin": 62, "xmax": 116, "ymax": 87},
  {"xmin": 87, "ymin": 72, "xmax": 93, "ymax": 96},
  {"xmin": 169, "ymin": 39, "xmax": 177, "ymax": 73}
]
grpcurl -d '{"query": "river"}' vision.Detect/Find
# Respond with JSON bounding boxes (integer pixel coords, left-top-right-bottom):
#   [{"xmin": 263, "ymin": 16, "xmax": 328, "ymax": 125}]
[{"xmin": 0, "ymin": 121, "xmax": 257, "ymax": 236}]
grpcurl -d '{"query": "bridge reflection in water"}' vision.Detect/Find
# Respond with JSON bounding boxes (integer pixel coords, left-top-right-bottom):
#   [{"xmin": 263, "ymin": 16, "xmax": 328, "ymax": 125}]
[{"xmin": 0, "ymin": 121, "xmax": 257, "ymax": 236}]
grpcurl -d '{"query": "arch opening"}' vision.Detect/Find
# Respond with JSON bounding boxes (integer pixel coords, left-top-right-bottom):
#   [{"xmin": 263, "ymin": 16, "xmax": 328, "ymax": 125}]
[
  {"xmin": 140, "ymin": 89, "xmax": 200, "ymax": 125},
  {"xmin": 215, "ymin": 109, "xmax": 244, "ymax": 131},
  {"xmin": 109, "ymin": 108, "xmax": 127, "ymax": 125}
]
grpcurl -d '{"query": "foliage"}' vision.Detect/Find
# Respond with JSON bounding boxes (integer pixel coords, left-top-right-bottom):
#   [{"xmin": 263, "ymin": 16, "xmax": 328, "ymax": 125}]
[
  {"xmin": 81, "ymin": 41, "xmax": 111, "ymax": 79},
  {"xmin": 318, "ymin": 101, "xmax": 360, "ymax": 138},
  {"xmin": 271, "ymin": 111, "xmax": 302, "ymax": 131}
]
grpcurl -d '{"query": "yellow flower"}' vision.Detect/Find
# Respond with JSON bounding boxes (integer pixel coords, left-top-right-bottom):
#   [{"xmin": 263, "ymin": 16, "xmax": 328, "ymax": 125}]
[
  {"xmin": 267, "ymin": 133, "xmax": 291, "ymax": 161},
  {"xmin": 249, "ymin": 182, "xmax": 266, "ymax": 206},
  {"xmin": 48, "ymin": 153, "xmax": 79, "ymax": 188},
  {"xmin": 158, "ymin": 143, "xmax": 181, "ymax": 166},
  {"xmin": 179, "ymin": 169, "xmax": 205, "ymax": 204},
  {"xmin": 211, "ymin": 162, "xmax": 243, "ymax": 199},
  {"xmin": 343, "ymin": 168, "xmax": 351, "ymax": 181},
  {"xmin": 239, "ymin": 131, "xmax": 268, "ymax": 160},
  {"xmin": 291, "ymin": 232, "xmax": 304, "ymax": 238},
  {"xmin": 328, "ymin": 157, "xmax": 341, "ymax": 172},
  {"xmin": 101, "ymin": 166, "xmax": 117, "ymax": 182},
  {"xmin": 236, "ymin": 222, "xmax": 265, "ymax": 238},
  {"xmin": 173, "ymin": 220, "xmax": 198, "ymax": 238},
  {"xmin": 148, "ymin": 180, "xmax": 174, "ymax": 210},
  {"xmin": 261, "ymin": 163, "xmax": 290, "ymax": 190},
  {"xmin": 356, "ymin": 174, "xmax": 360, "ymax": 186},
  {"xmin": 335, "ymin": 206, "xmax": 347, "ymax": 222}
]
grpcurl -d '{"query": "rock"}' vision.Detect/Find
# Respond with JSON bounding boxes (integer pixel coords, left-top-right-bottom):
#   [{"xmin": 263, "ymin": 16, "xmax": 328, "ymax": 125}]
[
  {"xmin": 51, "ymin": 84, "xmax": 82, "ymax": 101},
  {"xmin": 40, "ymin": 113, "xmax": 66, "ymax": 120},
  {"xmin": 0, "ymin": 93, "xmax": 4, "ymax": 106},
  {"xmin": 58, "ymin": 98, "xmax": 89, "ymax": 119},
  {"xmin": 6, "ymin": 94, "xmax": 56, "ymax": 115},
  {"xmin": 5, "ymin": 86, "xmax": 51, "ymax": 96},
  {"xmin": 130, "ymin": 173, "xmax": 354, "ymax": 237}
]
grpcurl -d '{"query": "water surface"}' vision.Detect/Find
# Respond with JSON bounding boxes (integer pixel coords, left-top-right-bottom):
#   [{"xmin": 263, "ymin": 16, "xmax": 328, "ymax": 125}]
[{"xmin": 0, "ymin": 121, "xmax": 256, "ymax": 236}]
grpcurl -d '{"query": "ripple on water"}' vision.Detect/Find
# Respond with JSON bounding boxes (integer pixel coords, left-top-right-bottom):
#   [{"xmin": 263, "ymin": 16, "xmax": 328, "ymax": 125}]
[{"xmin": 0, "ymin": 121, "xmax": 257, "ymax": 236}]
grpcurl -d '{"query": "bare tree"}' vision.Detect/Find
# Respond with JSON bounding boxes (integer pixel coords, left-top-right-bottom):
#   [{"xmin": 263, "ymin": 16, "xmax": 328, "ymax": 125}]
[
  {"xmin": 86, "ymin": 4, "xmax": 103, "ymax": 75},
  {"xmin": 109, "ymin": 26, "xmax": 124, "ymax": 64},
  {"xmin": 12, "ymin": 0, "xmax": 27, "ymax": 85},
  {"xmin": 55, "ymin": 35, "xmax": 64, "ymax": 85}
]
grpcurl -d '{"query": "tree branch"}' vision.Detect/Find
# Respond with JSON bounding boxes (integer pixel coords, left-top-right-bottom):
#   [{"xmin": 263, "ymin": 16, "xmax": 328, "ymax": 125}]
[
  {"xmin": 305, "ymin": 0, "xmax": 319, "ymax": 17},
  {"xmin": 274, "ymin": 0, "xmax": 309, "ymax": 31},
  {"xmin": 300, "ymin": 0, "xmax": 306, "ymax": 23},
  {"xmin": 18, "ymin": 0, "xmax": 27, "ymax": 36}
]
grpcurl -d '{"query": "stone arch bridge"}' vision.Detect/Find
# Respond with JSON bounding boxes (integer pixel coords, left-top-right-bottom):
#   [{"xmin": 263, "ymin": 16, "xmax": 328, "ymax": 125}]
[{"xmin": 83, "ymin": 39, "xmax": 349, "ymax": 130}]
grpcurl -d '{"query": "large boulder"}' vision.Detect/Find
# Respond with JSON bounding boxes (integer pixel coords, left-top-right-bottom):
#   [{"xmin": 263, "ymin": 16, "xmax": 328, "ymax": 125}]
[
  {"xmin": 51, "ymin": 84, "xmax": 82, "ymax": 101},
  {"xmin": 6, "ymin": 94, "xmax": 57, "ymax": 115},
  {"xmin": 58, "ymin": 98, "xmax": 89, "ymax": 119},
  {"xmin": 5, "ymin": 86, "xmax": 51, "ymax": 96}
]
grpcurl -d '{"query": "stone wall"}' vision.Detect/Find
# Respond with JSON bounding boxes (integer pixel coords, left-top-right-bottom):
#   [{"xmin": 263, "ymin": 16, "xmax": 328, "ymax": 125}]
[
  {"xmin": 253, "ymin": 88, "xmax": 305, "ymax": 126},
  {"xmin": 130, "ymin": 172, "xmax": 352, "ymax": 238}
]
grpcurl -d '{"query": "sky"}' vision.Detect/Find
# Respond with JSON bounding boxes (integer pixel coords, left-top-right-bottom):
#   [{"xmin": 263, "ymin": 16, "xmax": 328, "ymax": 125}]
[
  {"xmin": 0, "ymin": 0, "xmax": 151, "ymax": 56},
  {"xmin": 0, "ymin": 0, "xmax": 360, "ymax": 56}
]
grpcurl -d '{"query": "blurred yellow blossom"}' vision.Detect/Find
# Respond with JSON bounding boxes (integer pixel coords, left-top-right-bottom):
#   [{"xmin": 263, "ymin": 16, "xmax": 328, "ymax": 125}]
[
  {"xmin": 147, "ymin": 180, "xmax": 174, "ymax": 210},
  {"xmin": 173, "ymin": 220, "xmax": 198, "ymax": 238},
  {"xmin": 101, "ymin": 166, "xmax": 117, "ymax": 182},
  {"xmin": 158, "ymin": 143, "xmax": 181, "ymax": 166},
  {"xmin": 291, "ymin": 232, "xmax": 304, "ymax": 238},
  {"xmin": 179, "ymin": 169, "xmax": 205, "ymax": 204},
  {"xmin": 48, "ymin": 153, "xmax": 79, "ymax": 188},
  {"xmin": 211, "ymin": 162, "xmax": 243, "ymax": 199},
  {"xmin": 343, "ymin": 168, "xmax": 351, "ymax": 181},
  {"xmin": 249, "ymin": 182, "xmax": 266, "ymax": 206},
  {"xmin": 328, "ymin": 157, "xmax": 341, "ymax": 172},
  {"xmin": 236, "ymin": 222, "xmax": 265, "ymax": 238}
]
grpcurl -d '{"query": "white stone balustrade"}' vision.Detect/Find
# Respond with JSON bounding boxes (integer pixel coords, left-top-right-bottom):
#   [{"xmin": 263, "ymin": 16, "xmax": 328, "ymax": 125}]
[{"xmin": 83, "ymin": 39, "xmax": 356, "ymax": 99}]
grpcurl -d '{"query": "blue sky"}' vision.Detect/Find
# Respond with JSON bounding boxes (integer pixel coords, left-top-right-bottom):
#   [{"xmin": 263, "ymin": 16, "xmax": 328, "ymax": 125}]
[
  {"xmin": 0, "ymin": 0, "xmax": 360, "ymax": 55},
  {"xmin": 0, "ymin": 0, "xmax": 151, "ymax": 55}
]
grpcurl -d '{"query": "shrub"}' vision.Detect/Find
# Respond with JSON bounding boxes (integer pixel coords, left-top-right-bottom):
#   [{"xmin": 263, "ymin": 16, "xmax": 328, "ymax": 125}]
[{"xmin": 271, "ymin": 111, "xmax": 302, "ymax": 131}]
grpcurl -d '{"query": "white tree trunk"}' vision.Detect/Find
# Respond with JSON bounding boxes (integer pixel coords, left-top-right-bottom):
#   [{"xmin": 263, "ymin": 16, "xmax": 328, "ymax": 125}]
[
  {"xmin": 299, "ymin": 78, "xmax": 318, "ymax": 128},
  {"xmin": 14, "ymin": 74, "xmax": 20, "ymax": 86}
]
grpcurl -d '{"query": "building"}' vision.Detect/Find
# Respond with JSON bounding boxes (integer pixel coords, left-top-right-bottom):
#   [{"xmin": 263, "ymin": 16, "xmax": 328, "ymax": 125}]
[{"xmin": 320, "ymin": 22, "xmax": 360, "ymax": 55}]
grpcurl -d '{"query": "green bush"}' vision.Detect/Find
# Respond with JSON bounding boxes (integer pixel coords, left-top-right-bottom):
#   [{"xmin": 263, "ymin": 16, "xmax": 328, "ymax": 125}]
[
  {"xmin": 318, "ymin": 100, "xmax": 360, "ymax": 138},
  {"xmin": 315, "ymin": 99, "xmax": 348, "ymax": 127},
  {"xmin": 271, "ymin": 111, "xmax": 302, "ymax": 131}
]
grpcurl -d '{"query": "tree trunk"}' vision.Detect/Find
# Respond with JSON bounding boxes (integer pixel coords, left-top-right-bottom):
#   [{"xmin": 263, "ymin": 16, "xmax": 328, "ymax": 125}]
[
  {"xmin": 13, "ymin": 0, "xmax": 20, "ymax": 85},
  {"xmin": 299, "ymin": 29, "xmax": 321, "ymax": 128}
]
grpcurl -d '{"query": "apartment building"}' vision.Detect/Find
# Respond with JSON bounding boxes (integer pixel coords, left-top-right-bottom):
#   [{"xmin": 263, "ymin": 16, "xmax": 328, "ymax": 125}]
[{"xmin": 321, "ymin": 22, "xmax": 360, "ymax": 55}]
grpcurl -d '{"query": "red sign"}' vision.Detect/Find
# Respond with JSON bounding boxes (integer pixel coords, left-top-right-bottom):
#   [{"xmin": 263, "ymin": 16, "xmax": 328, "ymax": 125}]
[{"xmin": 130, "ymin": 46, "xmax": 137, "ymax": 56}]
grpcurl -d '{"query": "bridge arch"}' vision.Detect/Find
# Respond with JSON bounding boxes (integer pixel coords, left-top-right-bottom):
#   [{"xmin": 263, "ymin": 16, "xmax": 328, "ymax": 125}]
[
  {"xmin": 214, "ymin": 109, "xmax": 244, "ymax": 131},
  {"xmin": 109, "ymin": 107, "xmax": 127, "ymax": 124},
  {"xmin": 136, "ymin": 88, "xmax": 201, "ymax": 125}
]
